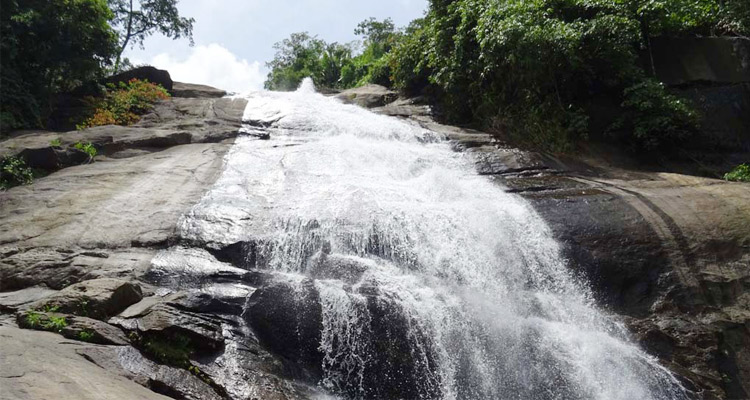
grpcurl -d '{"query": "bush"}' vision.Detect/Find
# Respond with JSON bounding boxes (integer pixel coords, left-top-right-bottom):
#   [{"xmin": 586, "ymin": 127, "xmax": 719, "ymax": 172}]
[
  {"xmin": 613, "ymin": 80, "xmax": 699, "ymax": 150},
  {"xmin": 74, "ymin": 141, "xmax": 98, "ymax": 160},
  {"xmin": 724, "ymin": 164, "xmax": 750, "ymax": 182},
  {"xmin": 77, "ymin": 79, "xmax": 169, "ymax": 129},
  {"xmin": 0, "ymin": 156, "xmax": 34, "ymax": 190},
  {"xmin": 385, "ymin": 0, "xmax": 747, "ymax": 152}
]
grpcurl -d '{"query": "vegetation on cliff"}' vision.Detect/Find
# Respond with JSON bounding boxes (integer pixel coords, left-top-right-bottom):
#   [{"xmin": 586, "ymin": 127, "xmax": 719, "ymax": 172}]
[
  {"xmin": 0, "ymin": 0, "xmax": 192, "ymax": 134},
  {"xmin": 77, "ymin": 78, "xmax": 171, "ymax": 129},
  {"xmin": 266, "ymin": 0, "xmax": 750, "ymax": 153}
]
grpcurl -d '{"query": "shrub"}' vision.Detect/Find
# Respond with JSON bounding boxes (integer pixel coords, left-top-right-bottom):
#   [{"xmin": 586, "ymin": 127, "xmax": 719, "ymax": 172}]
[
  {"xmin": 0, "ymin": 156, "xmax": 34, "ymax": 190},
  {"xmin": 724, "ymin": 164, "xmax": 750, "ymax": 182},
  {"xmin": 77, "ymin": 78, "xmax": 169, "ymax": 129},
  {"xmin": 612, "ymin": 80, "xmax": 699, "ymax": 150},
  {"xmin": 74, "ymin": 141, "xmax": 97, "ymax": 160}
]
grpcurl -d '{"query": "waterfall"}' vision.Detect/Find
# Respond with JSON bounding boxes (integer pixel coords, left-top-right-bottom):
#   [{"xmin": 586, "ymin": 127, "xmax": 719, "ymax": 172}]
[{"xmin": 175, "ymin": 78, "xmax": 689, "ymax": 399}]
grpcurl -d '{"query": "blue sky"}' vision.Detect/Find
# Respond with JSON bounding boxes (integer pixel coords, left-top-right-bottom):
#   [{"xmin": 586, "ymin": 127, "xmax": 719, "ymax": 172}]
[{"xmin": 126, "ymin": 0, "xmax": 428, "ymax": 92}]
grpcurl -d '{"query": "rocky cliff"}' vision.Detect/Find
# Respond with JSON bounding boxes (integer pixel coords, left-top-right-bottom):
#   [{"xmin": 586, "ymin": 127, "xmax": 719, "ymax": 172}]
[{"xmin": 0, "ymin": 83, "xmax": 748, "ymax": 400}]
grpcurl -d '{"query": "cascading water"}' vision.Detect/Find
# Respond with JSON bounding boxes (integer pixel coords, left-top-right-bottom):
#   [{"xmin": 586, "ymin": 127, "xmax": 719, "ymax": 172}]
[{"xmin": 174, "ymin": 78, "xmax": 690, "ymax": 399}]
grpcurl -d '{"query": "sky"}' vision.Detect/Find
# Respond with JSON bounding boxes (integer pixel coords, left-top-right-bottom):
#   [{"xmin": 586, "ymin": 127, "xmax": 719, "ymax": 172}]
[{"xmin": 126, "ymin": 0, "xmax": 428, "ymax": 93}]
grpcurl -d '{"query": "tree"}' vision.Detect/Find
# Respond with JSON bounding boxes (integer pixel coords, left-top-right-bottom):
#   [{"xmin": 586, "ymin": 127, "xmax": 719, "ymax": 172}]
[
  {"xmin": 355, "ymin": 17, "xmax": 397, "ymax": 57},
  {"xmin": 1, "ymin": 0, "xmax": 118, "ymax": 132},
  {"xmin": 264, "ymin": 32, "xmax": 327, "ymax": 91},
  {"xmin": 107, "ymin": 0, "xmax": 194, "ymax": 70}
]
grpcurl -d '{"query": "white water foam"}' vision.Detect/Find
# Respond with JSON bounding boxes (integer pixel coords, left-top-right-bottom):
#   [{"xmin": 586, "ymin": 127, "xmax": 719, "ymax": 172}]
[{"xmin": 177, "ymin": 78, "xmax": 688, "ymax": 399}]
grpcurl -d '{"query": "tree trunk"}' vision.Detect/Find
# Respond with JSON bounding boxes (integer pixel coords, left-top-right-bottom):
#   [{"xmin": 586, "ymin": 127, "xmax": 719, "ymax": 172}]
[{"xmin": 114, "ymin": 0, "xmax": 134, "ymax": 72}]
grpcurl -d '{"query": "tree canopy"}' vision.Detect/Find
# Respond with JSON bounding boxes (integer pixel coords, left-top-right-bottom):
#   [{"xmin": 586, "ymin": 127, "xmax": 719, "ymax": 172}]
[
  {"xmin": 264, "ymin": 1, "xmax": 749, "ymax": 152},
  {"xmin": 264, "ymin": 18, "xmax": 399, "ymax": 91},
  {"xmin": 108, "ymin": 0, "xmax": 195, "ymax": 70},
  {"xmin": 1, "ymin": 0, "xmax": 118, "ymax": 132},
  {"xmin": 0, "ymin": 0, "xmax": 194, "ymax": 133}
]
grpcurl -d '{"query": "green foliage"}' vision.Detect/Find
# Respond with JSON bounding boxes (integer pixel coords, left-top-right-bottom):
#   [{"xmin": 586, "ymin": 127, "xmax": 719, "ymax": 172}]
[
  {"xmin": 384, "ymin": 0, "xmax": 742, "ymax": 151},
  {"xmin": 724, "ymin": 164, "xmax": 750, "ymax": 182},
  {"xmin": 78, "ymin": 78, "xmax": 170, "ymax": 129},
  {"xmin": 23, "ymin": 311, "xmax": 67, "ymax": 333},
  {"xmin": 143, "ymin": 334, "xmax": 192, "ymax": 366},
  {"xmin": 46, "ymin": 315, "xmax": 68, "ymax": 332},
  {"xmin": 50, "ymin": 138, "xmax": 62, "ymax": 147},
  {"xmin": 0, "ymin": 156, "xmax": 34, "ymax": 190},
  {"xmin": 108, "ymin": 0, "xmax": 195, "ymax": 70},
  {"xmin": 25, "ymin": 311, "xmax": 43, "ymax": 329},
  {"xmin": 0, "ymin": 0, "xmax": 118, "ymax": 133},
  {"xmin": 78, "ymin": 330, "xmax": 96, "ymax": 342},
  {"xmin": 387, "ymin": 18, "xmax": 431, "ymax": 95},
  {"xmin": 40, "ymin": 304, "xmax": 61, "ymax": 313},
  {"xmin": 264, "ymin": 18, "xmax": 399, "ymax": 91},
  {"xmin": 74, "ymin": 142, "xmax": 98, "ymax": 160},
  {"xmin": 613, "ymin": 79, "xmax": 699, "ymax": 150}
]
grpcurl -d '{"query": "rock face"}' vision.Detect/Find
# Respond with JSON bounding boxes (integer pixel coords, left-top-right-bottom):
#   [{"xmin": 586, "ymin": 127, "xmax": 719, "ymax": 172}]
[
  {"xmin": 0, "ymin": 84, "xmax": 256, "ymax": 399},
  {"xmin": 651, "ymin": 37, "xmax": 750, "ymax": 86},
  {"xmin": 417, "ymin": 118, "xmax": 750, "ymax": 399},
  {"xmin": 31, "ymin": 278, "xmax": 143, "ymax": 320},
  {"xmin": 2, "ymin": 78, "xmax": 749, "ymax": 400}
]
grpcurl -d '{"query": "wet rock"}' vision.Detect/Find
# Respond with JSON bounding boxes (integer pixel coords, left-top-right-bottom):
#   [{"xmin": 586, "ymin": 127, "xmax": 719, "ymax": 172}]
[
  {"xmin": 246, "ymin": 279, "xmax": 323, "ymax": 380},
  {"xmin": 246, "ymin": 278, "xmax": 442, "ymax": 399},
  {"xmin": 114, "ymin": 346, "xmax": 225, "ymax": 400},
  {"xmin": 466, "ymin": 145, "xmax": 549, "ymax": 175},
  {"xmin": 61, "ymin": 315, "xmax": 131, "ymax": 345},
  {"xmin": 335, "ymin": 84, "xmax": 398, "ymax": 108},
  {"xmin": 31, "ymin": 278, "xmax": 143, "ymax": 320},
  {"xmin": 111, "ymin": 301, "xmax": 224, "ymax": 352},
  {"xmin": 307, "ymin": 252, "xmax": 370, "ymax": 284}
]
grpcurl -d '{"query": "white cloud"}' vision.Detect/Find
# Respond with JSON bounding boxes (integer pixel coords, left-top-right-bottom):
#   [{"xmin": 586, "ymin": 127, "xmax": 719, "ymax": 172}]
[{"xmin": 146, "ymin": 44, "xmax": 266, "ymax": 93}]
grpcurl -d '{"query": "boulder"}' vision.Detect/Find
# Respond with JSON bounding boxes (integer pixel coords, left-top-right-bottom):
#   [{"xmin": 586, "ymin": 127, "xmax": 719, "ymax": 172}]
[
  {"xmin": 61, "ymin": 315, "xmax": 131, "ymax": 345},
  {"xmin": 31, "ymin": 278, "xmax": 143, "ymax": 320},
  {"xmin": 245, "ymin": 279, "xmax": 442, "ymax": 399},
  {"xmin": 246, "ymin": 280, "xmax": 323, "ymax": 380},
  {"xmin": 111, "ymin": 301, "xmax": 224, "ymax": 352},
  {"xmin": 335, "ymin": 84, "xmax": 398, "ymax": 108},
  {"xmin": 172, "ymin": 82, "xmax": 227, "ymax": 98},
  {"xmin": 0, "ymin": 286, "xmax": 57, "ymax": 312},
  {"xmin": 105, "ymin": 66, "xmax": 173, "ymax": 90}
]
